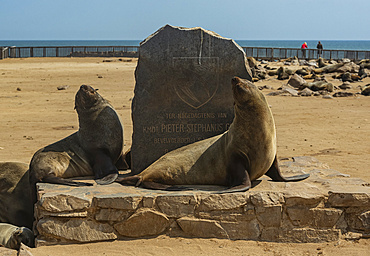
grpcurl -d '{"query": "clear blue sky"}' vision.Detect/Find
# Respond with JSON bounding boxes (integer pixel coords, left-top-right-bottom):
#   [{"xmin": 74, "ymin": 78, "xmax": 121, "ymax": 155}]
[{"xmin": 1, "ymin": 0, "xmax": 369, "ymax": 40}]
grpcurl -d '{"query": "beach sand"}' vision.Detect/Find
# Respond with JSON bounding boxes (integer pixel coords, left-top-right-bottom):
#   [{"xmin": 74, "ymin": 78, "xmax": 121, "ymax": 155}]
[{"xmin": 0, "ymin": 57, "xmax": 369, "ymax": 255}]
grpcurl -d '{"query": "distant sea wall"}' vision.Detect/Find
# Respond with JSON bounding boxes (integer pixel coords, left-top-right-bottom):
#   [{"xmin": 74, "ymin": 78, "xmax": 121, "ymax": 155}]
[
  {"xmin": 1, "ymin": 45, "xmax": 370, "ymax": 61},
  {"xmin": 0, "ymin": 46, "xmax": 139, "ymax": 59},
  {"xmin": 2, "ymin": 40, "xmax": 370, "ymax": 51}
]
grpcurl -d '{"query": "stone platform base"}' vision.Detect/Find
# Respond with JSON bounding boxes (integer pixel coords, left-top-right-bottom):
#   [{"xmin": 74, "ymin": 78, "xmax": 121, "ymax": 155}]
[{"xmin": 34, "ymin": 156, "xmax": 370, "ymax": 246}]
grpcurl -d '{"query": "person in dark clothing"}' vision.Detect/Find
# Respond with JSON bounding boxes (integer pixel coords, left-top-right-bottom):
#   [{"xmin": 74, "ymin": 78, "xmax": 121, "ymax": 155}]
[{"xmin": 317, "ymin": 41, "xmax": 323, "ymax": 58}]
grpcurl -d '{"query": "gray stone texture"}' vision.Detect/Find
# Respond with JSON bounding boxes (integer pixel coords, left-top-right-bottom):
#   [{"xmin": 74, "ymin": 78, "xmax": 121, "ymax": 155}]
[
  {"xmin": 131, "ymin": 25, "xmax": 252, "ymax": 173},
  {"xmin": 288, "ymin": 73, "xmax": 306, "ymax": 88},
  {"xmin": 114, "ymin": 209, "xmax": 169, "ymax": 237},
  {"xmin": 177, "ymin": 217, "xmax": 229, "ymax": 239},
  {"xmin": 37, "ymin": 218, "xmax": 117, "ymax": 243},
  {"xmin": 34, "ymin": 156, "xmax": 370, "ymax": 245},
  {"xmin": 156, "ymin": 194, "xmax": 198, "ymax": 218}
]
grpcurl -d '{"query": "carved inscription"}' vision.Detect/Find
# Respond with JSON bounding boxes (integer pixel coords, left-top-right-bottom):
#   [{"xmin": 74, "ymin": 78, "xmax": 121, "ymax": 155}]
[{"xmin": 141, "ymin": 112, "xmax": 231, "ymax": 153}]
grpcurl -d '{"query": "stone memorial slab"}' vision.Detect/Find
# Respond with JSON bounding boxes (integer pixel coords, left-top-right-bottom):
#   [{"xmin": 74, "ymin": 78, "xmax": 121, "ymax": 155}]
[{"xmin": 131, "ymin": 24, "xmax": 252, "ymax": 173}]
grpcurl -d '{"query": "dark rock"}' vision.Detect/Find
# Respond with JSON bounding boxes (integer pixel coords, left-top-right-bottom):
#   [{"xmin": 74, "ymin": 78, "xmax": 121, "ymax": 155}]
[
  {"xmin": 341, "ymin": 72, "xmax": 352, "ymax": 82},
  {"xmin": 57, "ymin": 85, "xmax": 69, "ymax": 90},
  {"xmin": 295, "ymin": 68, "xmax": 310, "ymax": 76},
  {"xmin": 264, "ymin": 65, "xmax": 276, "ymax": 70},
  {"xmin": 337, "ymin": 62, "xmax": 359, "ymax": 73},
  {"xmin": 322, "ymin": 95, "xmax": 334, "ymax": 99},
  {"xmin": 277, "ymin": 67, "xmax": 290, "ymax": 80},
  {"xmin": 286, "ymin": 69, "xmax": 295, "ymax": 75},
  {"xmin": 333, "ymin": 92, "xmax": 354, "ymax": 97},
  {"xmin": 255, "ymin": 68, "xmax": 267, "ymax": 80},
  {"xmin": 305, "ymin": 81, "xmax": 334, "ymax": 92},
  {"xmin": 298, "ymin": 88, "xmax": 313, "ymax": 96},
  {"xmin": 266, "ymin": 91, "xmax": 287, "ymax": 96},
  {"xmin": 272, "ymin": 85, "xmax": 298, "ymax": 96},
  {"xmin": 339, "ymin": 82, "xmax": 352, "ymax": 90},
  {"xmin": 268, "ymin": 70, "xmax": 278, "ymax": 76},
  {"xmin": 307, "ymin": 61, "xmax": 318, "ymax": 67},
  {"xmin": 288, "ymin": 73, "xmax": 306, "ymax": 89},
  {"xmin": 313, "ymin": 76, "xmax": 327, "ymax": 82},
  {"xmin": 361, "ymin": 84, "xmax": 370, "ymax": 96},
  {"xmin": 258, "ymin": 85, "xmax": 273, "ymax": 90}
]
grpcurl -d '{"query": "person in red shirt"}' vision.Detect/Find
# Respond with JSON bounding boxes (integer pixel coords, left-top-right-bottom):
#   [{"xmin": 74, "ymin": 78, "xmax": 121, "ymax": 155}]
[{"xmin": 301, "ymin": 42, "xmax": 308, "ymax": 58}]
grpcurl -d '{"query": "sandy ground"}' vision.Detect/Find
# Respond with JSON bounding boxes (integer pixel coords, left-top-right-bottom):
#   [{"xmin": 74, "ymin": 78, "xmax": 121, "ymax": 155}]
[{"xmin": 0, "ymin": 57, "xmax": 369, "ymax": 255}]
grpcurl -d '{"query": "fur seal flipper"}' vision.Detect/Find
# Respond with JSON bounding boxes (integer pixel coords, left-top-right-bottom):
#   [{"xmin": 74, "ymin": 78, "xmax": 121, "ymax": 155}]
[
  {"xmin": 0, "ymin": 162, "xmax": 34, "ymax": 229},
  {"xmin": 0, "ymin": 223, "xmax": 34, "ymax": 250},
  {"xmin": 117, "ymin": 77, "xmax": 309, "ymax": 192},
  {"xmin": 265, "ymin": 156, "xmax": 310, "ymax": 182},
  {"xmin": 41, "ymin": 176, "xmax": 93, "ymax": 187},
  {"xmin": 30, "ymin": 85, "xmax": 124, "ymax": 201},
  {"xmin": 90, "ymin": 148, "xmax": 119, "ymax": 184},
  {"xmin": 95, "ymin": 173, "xmax": 119, "ymax": 185}
]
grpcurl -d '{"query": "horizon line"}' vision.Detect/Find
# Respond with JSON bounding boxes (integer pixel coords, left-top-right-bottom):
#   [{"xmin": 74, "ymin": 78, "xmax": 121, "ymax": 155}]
[{"xmin": 1, "ymin": 39, "xmax": 370, "ymax": 41}]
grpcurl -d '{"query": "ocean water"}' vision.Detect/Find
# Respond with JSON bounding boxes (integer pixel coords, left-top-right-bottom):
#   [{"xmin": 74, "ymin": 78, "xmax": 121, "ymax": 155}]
[{"xmin": 1, "ymin": 40, "xmax": 370, "ymax": 51}]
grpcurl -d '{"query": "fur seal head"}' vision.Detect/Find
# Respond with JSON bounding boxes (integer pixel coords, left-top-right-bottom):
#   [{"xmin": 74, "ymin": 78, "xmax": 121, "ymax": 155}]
[
  {"xmin": 232, "ymin": 76, "xmax": 261, "ymax": 104},
  {"xmin": 75, "ymin": 85, "xmax": 105, "ymax": 112},
  {"xmin": 231, "ymin": 76, "xmax": 272, "ymax": 121}
]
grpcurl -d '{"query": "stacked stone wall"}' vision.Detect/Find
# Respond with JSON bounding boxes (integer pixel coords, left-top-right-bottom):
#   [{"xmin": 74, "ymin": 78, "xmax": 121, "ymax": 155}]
[{"xmin": 34, "ymin": 157, "xmax": 370, "ymax": 246}]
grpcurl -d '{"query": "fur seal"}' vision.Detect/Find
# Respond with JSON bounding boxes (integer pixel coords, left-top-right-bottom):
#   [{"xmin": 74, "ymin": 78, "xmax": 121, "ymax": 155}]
[
  {"xmin": 29, "ymin": 85, "xmax": 124, "ymax": 194},
  {"xmin": 0, "ymin": 162, "xmax": 33, "ymax": 230},
  {"xmin": 117, "ymin": 77, "xmax": 309, "ymax": 192},
  {"xmin": 0, "ymin": 223, "xmax": 34, "ymax": 250}
]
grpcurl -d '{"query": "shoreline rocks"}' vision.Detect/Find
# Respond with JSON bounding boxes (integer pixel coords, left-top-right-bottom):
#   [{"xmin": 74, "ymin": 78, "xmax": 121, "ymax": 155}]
[{"xmin": 254, "ymin": 57, "xmax": 370, "ymax": 97}]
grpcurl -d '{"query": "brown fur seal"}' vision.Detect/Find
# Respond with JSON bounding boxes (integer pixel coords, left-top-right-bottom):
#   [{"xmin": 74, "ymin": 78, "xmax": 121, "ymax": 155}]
[
  {"xmin": 117, "ymin": 77, "xmax": 309, "ymax": 192},
  {"xmin": 29, "ymin": 85, "xmax": 124, "ymax": 196},
  {"xmin": 0, "ymin": 162, "xmax": 33, "ymax": 230},
  {"xmin": 0, "ymin": 223, "xmax": 34, "ymax": 250}
]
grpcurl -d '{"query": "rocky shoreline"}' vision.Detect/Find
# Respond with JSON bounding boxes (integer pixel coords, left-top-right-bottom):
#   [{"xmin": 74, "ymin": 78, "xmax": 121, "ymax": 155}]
[{"xmin": 248, "ymin": 57, "xmax": 370, "ymax": 97}]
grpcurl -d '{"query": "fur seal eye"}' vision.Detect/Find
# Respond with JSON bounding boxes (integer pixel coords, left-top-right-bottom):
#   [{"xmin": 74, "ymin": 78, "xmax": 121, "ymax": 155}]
[
  {"xmin": 236, "ymin": 84, "xmax": 249, "ymax": 93},
  {"xmin": 231, "ymin": 77, "xmax": 239, "ymax": 84}
]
